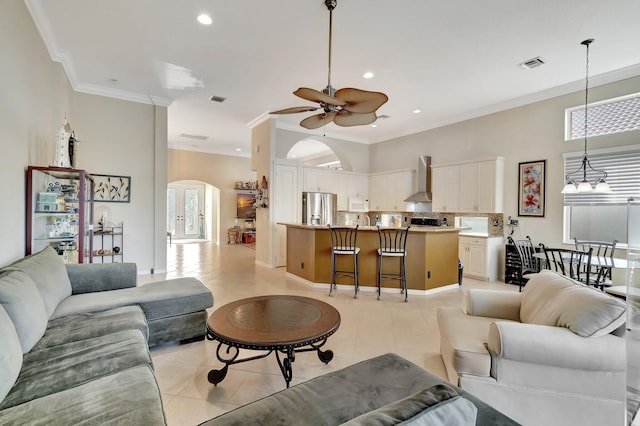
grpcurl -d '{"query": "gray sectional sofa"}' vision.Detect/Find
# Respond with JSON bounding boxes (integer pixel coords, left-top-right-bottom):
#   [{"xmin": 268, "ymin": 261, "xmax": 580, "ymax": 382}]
[
  {"xmin": 201, "ymin": 353, "xmax": 519, "ymax": 425},
  {"xmin": 0, "ymin": 246, "xmax": 213, "ymax": 424}
]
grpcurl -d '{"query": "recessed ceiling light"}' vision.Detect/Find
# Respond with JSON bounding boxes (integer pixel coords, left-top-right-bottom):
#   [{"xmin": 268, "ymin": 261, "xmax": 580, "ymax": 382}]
[
  {"xmin": 370, "ymin": 124, "xmax": 378, "ymax": 128},
  {"xmin": 363, "ymin": 71, "xmax": 374, "ymax": 79},
  {"xmin": 108, "ymin": 78, "xmax": 118, "ymax": 84},
  {"xmin": 290, "ymin": 154, "xmax": 297, "ymax": 158},
  {"xmin": 197, "ymin": 14, "xmax": 212, "ymax": 25},
  {"xmin": 413, "ymin": 109, "xmax": 422, "ymax": 114},
  {"xmin": 235, "ymin": 148, "xmax": 242, "ymax": 152}
]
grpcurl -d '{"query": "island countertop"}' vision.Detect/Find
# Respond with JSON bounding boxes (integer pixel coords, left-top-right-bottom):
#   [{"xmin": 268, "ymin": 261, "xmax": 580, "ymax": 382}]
[
  {"xmin": 278, "ymin": 223, "xmax": 461, "ymax": 292},
  {"xmin": 277, "ymin": 223, "xmax": 467, "ymax": 234}
]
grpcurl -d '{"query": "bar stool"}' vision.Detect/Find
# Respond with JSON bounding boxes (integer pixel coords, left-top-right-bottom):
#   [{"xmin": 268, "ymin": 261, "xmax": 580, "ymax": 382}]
[
  {"xmin": 377, "ymin": 225, "xmax": 410, "ymax": 302},
  {"xmin": 328, "ymin": 225, "xmax": 360, "ymax": 298}
]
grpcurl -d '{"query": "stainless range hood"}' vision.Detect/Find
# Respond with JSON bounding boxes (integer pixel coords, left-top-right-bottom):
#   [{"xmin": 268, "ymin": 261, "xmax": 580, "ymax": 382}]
[{"xmin": 404, "ymin": 156, "xmax": 432, "ymax": 203}]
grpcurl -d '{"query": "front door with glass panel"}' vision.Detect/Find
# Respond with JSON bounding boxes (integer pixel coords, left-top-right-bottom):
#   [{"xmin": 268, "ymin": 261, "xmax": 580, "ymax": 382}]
[{"xmin": 167, "ymin": 183, "xmax": 205, "ymax": 240}]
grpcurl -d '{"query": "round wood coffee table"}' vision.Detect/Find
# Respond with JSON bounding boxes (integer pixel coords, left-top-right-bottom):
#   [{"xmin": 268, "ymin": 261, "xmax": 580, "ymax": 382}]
[{"xmin": 206, "ymin": 295, "xmax": 341, "ymax": 387}]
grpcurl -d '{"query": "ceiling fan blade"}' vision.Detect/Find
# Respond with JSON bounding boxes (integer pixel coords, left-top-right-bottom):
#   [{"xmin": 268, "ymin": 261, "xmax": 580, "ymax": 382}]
[
  {"xmin": 333, "ymin": 111, "xmax": 377, "ymax": 127},
  {"xmin": 294, "ymin": 88, "xmax": 346, "ymax": 107},
  {"xmin": 270, "ymin": 106, "xmax": 319, "ymax": 114},
  {"xmin": 335, "ymin": 88, "xmax": 389, "ymax": 114},
  {"xmin": 300, "ymin": 112, "xmax": 336, "ymax": 129}
]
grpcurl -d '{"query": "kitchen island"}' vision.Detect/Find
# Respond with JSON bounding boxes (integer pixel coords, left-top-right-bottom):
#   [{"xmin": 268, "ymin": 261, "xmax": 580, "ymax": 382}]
[{"xmin": 280, "ymin": 224, "xmax": 463, "ymax": 293}]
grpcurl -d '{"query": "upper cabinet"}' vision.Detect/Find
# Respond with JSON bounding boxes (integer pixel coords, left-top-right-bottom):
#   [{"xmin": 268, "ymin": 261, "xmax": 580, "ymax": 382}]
[
  {"xmin": 302, "ymin": 168, "xmax": 338, "ymax": 193},
  {"xmin": 337, "ymin": 172, "xmax": 369, "ymax": 211},
  {"xmin": 432, "ymin": 158, "xmax": 504, "ymax": 213},
  {"xmin": 368, "ymin": 170, "xmax": 414, "ymax": 211},
  {"xmin": 431, "ymin": 165, "xmax": 460, "ymax": 213}
]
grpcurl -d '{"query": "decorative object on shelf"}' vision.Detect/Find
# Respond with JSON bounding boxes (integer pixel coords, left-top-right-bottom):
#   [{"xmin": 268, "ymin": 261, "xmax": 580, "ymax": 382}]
[
  {"xmin": 561, "ymin": 39, "xmax": 612, "ymax": 194},
  {"xmin": 53, "ymin": 118, "xmax": 72, "ymax": 168},
  {"xmin": 234, "ymin": 181, "xmax": 258, "ymax": 190},
  {"xmin": 518, "ymin": 160, "xmax": 546, "ymax": 217},
  {"xmin": 93, "ymin": 174, "xmax": 131, "ymax": 202},
  {"xmin": 254, "ymin": 188, "xmax": 268, "ymax": 209},
  {"xmin": 261, "ymin": 175, "xmax": 268, "ymax": 190},
  {"xmin": 269, "ymin": 0, "xmax": 388, "ymax": 130}
]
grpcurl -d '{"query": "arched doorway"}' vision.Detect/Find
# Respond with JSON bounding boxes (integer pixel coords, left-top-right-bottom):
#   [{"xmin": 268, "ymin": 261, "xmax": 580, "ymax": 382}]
[
  {"xmin": 167, "ymin": 180, "xmax": 221, "ymax": 244},
  {"xmin": 287, "ymin": 139, "xmax": 342, "ymax": 169}
]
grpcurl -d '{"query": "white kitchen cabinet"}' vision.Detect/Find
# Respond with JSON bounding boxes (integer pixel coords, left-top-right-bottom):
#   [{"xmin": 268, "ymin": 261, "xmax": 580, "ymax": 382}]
[
  {"xmin": 459, "ymin": 159, "xmax": 504, "ymax": 213},
  {"xmin": 431, "ymin": 165, "xmax": 460, "ymax": 212},
  {"xmin": 433, "ymin": 158, "xmax": 504, "ymax": 213},
  {"xmin": 302, "ymin": 168, "xmax": 338, "ymax": 193},
  {"xmin": 458, "ymin": 236, "xmax": 502, "ymax": 281},
  {"xmin": 337, "ymin": 172, "xmax": 369, "ymax": 210},
  {"xmin": 368, "ymin": 170, "xmax": 413, "ymax": 211}
]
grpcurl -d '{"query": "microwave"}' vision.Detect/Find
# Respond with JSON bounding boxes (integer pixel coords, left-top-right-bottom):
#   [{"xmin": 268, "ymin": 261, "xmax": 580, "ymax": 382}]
[{"xmin": 348, "ymin": 197, "xmax": 368, "ymax": 212}]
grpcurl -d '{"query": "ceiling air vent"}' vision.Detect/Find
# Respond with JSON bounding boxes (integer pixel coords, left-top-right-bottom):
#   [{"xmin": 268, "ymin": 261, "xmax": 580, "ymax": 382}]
[
  {"xmin": 180, "ymin": 133, "xmax": 209, "ymax": 140},
  {"xmin": 209, "ymin": 95, "xmax": 226, "ymax": 103},
  {"xmin": 378, "ymin": 114, "xmax": 390, "ymax": 119},
  {"xmin": 519, "ymin": 57, "xmax": 545, "ymax": 70}
]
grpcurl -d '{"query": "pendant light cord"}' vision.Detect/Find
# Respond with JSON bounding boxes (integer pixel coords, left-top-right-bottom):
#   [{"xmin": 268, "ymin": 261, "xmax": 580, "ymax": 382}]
[{"xmin": 583, "ymin": 39, "xmax": 591, "ymax": 157}]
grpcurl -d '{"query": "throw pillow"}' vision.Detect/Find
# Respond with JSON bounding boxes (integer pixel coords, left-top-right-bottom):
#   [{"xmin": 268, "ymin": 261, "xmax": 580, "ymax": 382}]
[
  {"xmin": 520, "ymin": 270, "xmax": 626, "ymax": 337},
  {"xmin": 0, "ymin": 270, "xmax": 49, "ymax": 353},
  {"xmin": 341, "ymin": 384, "xmax": 476, "ymax": 426},
  {"xmin": 2, "ymin": 246, "xmax": 72, "ymax": 317},
  {"xmin": 0, "ymin": 305, "xmax": 23, "ymax": 403}
]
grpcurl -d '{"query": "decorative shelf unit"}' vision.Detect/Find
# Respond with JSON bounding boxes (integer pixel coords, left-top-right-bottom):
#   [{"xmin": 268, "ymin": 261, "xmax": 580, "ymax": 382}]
[
  {"xmin": 26, "ymin": 166, "xmax": 94, "ymax": 263},
  {"xmin": 92, "ymin": 222, "xmax": 123, "ymax": 263}
]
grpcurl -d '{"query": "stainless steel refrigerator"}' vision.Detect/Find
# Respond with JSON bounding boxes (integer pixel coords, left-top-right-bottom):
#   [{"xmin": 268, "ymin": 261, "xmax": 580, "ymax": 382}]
[{"xmin": 302, "ymin": 192, "xmax": 337, "ymax": 226}]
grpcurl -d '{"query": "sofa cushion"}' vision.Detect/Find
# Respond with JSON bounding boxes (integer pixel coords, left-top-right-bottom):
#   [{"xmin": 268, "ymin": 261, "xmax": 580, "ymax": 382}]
[
  {"xmin": 200, "ymin": 353, "xmax": 518, "ymax": 426},
  {"xmin": 51, "ymin": 277, "xmax": 213, "ymax": 320},
  {"xmin": 0, "ymin": 270, "xmax": 48, "ymax": 353},
  {"xmin": 342, "ymin": 384, "xmax": 477, "ymax": 426},
  {"xmin": 0, "ymin": 305, "xmax": 22, "ymax": 403},
  {"xmin": 32, "ymin": 305, "xmax": 149, "ymax": 351},
  {"xmin": 2, "ymin": 246, "xmax": 72, "ymax": 317},
  {"xmin": 521, "ymin": 270, "xmax": 627, "ymax": 337},
  {"xmin": 0, "ymin": 329, "xmax": 151, "ymax": 410},
  {"xmin": 0, "ymin": 365, "xmax": 166, "ymax": 426}
]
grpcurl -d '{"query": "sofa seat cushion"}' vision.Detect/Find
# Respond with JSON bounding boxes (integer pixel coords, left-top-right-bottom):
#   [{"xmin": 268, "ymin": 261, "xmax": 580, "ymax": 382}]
[
  {"xmin": 342, "ymin": 384, "xmax": 477, "ymax": 426},
  {"xmin": 521, "ymin": 270, "xmax": 627, "ymax": 337},
  {"xmin": 0, "ymin": 306, "xmax": 22, "ymax": 403},
  {"xmin": 51, "ymin": 278, "xmax": 213, "ymax": 320},
  {"xmin": 32, "ymin": 305, "xmax": 149, "ymax": 351},
  {"xmin": 200, "ymin": 353, "xmax": 518, "ymax": 426},
  {"xmin": 0, "ymin": 365, "xmax": 166, "ymax": 426},
  {"xmin": 0, "ymin": 270, "xmax": 48, "ymax": 353},
  {"xmin": 438, "ymin": 307, "xmax": 517, "ymax": 379},
  {"xmin": 0, "ymin": 329, "xmax": 151, "ymax": 410},
  {"xmin": 1, "ymin": 246, "xmax": 72, "ymax": 317}
]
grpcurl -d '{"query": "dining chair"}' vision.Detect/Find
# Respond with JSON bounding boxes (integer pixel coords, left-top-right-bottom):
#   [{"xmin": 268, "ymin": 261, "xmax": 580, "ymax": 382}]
[
  {"xmin": 540, "ymin": 244, "xmax": 593, "ymax": 284},
  {"xmin": 328, "ymin": 225, "xmax": 360, "ymax": 299},
  {"xmin": 574, "ymin": 239, "xmax": 618, "ymax": 288},
  {"xmin": 507, "ymin": 236, "xmax": 540, "ymax": 292},
  {"xmin": 376, "ymin": 225, "xmax": 410, "ymax": 302}
]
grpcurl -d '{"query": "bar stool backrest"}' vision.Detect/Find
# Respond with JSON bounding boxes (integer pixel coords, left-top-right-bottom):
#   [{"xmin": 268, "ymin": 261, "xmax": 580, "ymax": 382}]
[
  {"xmin": 328, "ymin": 225, "xmax": 359, "ymax": 253},
  {"xmin": 377, "ymin": 226, "xmax": 410, "ymax": 255}
]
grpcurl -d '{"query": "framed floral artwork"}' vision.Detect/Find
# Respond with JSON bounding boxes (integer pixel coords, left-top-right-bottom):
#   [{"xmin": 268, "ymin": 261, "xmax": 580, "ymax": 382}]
[
  {"xmin": 518, "ymin": 160, "xmax": 545, "ymax": 217},
  {"xmin": 93, "ymin": 174, "xmax": 131, "ymax": 202}
]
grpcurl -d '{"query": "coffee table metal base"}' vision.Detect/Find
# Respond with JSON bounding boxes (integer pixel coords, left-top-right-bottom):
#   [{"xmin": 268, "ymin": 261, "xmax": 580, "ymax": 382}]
[{"xmin": 206, "ymin": 333, "xmax": 334, "ymax": 388}]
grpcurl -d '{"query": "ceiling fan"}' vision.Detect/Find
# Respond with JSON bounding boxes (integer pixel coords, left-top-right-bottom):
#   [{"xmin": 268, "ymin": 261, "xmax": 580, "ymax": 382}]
[{"xmin": 270, "ymin": 0, "xmax": 388, "ymax": 130}]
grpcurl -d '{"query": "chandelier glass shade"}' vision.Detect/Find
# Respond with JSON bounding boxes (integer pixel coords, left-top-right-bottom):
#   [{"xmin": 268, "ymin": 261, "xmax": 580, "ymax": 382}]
[{"xmin": 561, "ymin": 39, "xmax": 612, "ymax": 194}]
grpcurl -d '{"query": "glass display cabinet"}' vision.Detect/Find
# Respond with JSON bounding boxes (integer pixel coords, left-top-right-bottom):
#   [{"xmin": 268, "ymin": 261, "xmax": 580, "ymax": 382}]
[{"xmin": 26, "ymin": 166, "xmax": 94, "ymax": 263}]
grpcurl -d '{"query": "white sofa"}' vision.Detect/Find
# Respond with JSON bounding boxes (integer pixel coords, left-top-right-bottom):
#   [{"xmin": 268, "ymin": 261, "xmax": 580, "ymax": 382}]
[{"xmin": 438, "ymin": 270, "xmax": 627, "ymax": 426}]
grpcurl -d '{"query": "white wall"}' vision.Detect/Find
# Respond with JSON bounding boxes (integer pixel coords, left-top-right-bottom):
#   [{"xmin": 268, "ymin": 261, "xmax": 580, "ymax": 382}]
[
  {"xmin": 0, "ymin": 0, "xmax": 165, "ymax": 272},
  {"xmin": 369, "ymin": 76, "xmax": 640, "ymax": 247}
]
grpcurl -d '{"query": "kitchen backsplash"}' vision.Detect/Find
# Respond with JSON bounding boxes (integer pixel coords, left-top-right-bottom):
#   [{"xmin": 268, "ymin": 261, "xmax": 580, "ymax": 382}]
[{"xmin": 337, "ymin": 211, "xmax": 503, "ymax": 236}]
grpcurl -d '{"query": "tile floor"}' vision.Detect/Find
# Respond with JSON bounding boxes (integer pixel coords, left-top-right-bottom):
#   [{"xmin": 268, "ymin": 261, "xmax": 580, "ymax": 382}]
[{"xmin": 145, "ymin": 240, "xmax": 516, "ymax": 425}]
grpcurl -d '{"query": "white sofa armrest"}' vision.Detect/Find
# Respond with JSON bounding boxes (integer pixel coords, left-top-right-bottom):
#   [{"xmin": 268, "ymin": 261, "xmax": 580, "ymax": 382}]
[
  {"xmin": 465, "ymin": 289, "xmax": 521, "ymax": 321},
  {"xmin": 488, "ymin": 322, "xmax": 625, "ymax": 371}
]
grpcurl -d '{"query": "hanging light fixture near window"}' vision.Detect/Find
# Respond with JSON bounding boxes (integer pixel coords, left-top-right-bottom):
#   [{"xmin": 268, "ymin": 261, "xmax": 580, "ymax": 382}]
[{"xmin": 561, "ymin": 39, "xmax": 613, "ymax": 194}]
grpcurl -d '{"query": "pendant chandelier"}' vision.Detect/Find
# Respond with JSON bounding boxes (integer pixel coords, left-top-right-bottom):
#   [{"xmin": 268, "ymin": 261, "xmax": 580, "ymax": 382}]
[{"xmin": 561, "ymin": 39, "xmax": 612, "ymax": 194}]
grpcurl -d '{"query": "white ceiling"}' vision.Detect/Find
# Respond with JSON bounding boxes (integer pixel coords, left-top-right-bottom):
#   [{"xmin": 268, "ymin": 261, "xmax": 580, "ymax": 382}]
[{"xmin": 26, "ymin": 0, "xmax": 640, "ymax": 158}]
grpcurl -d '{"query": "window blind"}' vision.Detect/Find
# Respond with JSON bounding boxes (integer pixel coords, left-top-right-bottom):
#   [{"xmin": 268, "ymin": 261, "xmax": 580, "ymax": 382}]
[{"xmin": 563, "ymin": 145, "xmax": 640, "ymax": 205}]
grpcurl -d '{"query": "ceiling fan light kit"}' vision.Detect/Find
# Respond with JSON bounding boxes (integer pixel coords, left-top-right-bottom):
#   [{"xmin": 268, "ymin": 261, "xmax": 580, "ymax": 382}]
[{"xmin": 270, "ymin": 0, "xmax": 388, "ymax": 130}]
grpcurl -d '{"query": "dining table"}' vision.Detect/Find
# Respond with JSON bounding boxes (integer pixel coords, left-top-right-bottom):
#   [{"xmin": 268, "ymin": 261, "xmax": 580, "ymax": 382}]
[{"xmin": 532, "ymin": 251, "xmax": 628, "ymax": 289}]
